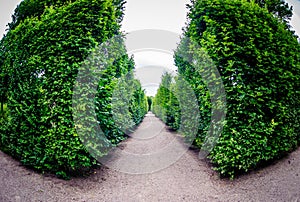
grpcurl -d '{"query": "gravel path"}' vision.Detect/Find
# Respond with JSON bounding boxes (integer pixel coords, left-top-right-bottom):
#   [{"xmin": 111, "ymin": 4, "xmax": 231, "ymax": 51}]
[{"xmin": 1, "ymin": 112, "xmax": 300, "ymax": 201}]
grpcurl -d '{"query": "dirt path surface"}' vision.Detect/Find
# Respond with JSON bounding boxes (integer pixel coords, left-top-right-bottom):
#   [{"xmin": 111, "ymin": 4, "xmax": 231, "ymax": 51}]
[{"xmin": 1, "ymin": 112, "xmax": 300, "ymax": 201}]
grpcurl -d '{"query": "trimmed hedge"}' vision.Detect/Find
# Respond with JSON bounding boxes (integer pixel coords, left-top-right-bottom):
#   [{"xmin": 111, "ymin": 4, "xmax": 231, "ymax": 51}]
[
  {"xmin": 0, "ymin": 0, "xmax": 147, "ymax": 178},
  {"xmin": 155, "ymin": 0, "xmax": 300, "ymax": 178},
  {"xmin": 152, "ymin": 73, "xmax": 181, "ymax": 131}
]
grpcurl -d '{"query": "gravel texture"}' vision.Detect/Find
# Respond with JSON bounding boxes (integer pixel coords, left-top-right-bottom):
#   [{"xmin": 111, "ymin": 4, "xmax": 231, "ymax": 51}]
[{"xmin": 1, "ymin": 113, "xmax": 300, "ymax": 201}]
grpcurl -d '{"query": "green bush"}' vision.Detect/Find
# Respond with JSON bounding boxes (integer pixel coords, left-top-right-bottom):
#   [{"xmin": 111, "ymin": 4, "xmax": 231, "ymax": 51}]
[
  {"xmin": 0, "ymin": 0, "xmax": 147, "ymax": 178},
  {"xmin": 171, "ymin": 0, "xmax": 300, "ymax": 178},
  {"xmin": 8, "ymin": 0, "xmax": 125, "ymax": 30},
  {"xmin": 153, "ymin": 73, "xmax": 181, "ymax": 130}
]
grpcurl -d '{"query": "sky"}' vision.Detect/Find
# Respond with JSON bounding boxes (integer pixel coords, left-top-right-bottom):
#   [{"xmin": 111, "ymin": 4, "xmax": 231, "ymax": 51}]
[
  {"xmin": 288, "ymin": 0, "xmax": 300, "ymax": 34},
  {"xmin": 0, "ymin": 0, "xmax": 299, "ymax": 95},
  {"xmin": 0, "ymin": 0, "xmax": 21, "ymax": 36}
]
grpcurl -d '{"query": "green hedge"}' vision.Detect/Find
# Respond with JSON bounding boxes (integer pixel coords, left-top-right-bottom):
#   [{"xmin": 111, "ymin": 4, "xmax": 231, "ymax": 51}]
[
  {"xmin": 152, "ymin": 73, "xmax": 181, "ymax": 130},
  {"xmin": 0, "ymin": 0, "xmax": 147, "ymax": 178},
  {"xmin": 8, "ymin": 0, "xmax": 125, "ymax": 30},
  {"xmin": 153, "ymin": 72, "xmax": 200, "ymax": 144},
  {"xmin": 155, "ymin": 0, "xmax": 300, "ymax": 178}
]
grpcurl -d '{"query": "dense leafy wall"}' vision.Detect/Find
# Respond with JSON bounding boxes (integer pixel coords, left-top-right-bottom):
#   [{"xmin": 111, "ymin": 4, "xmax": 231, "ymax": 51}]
[
  {"xmin": 250, "ymin": 0, "xmax": 293, "ymax": 22},
  {"xmin": 0, "ymin": 0, "xmax": 147, "ymax": 178},
  {"xmin": 155, "ymin": 0, "xmax": 300, "ymax": 178},
  {"xmin": 152, "ymin": 73, "xmax": 181, "ymax": 131},
  {"xmin": 8, "ymin": 0, "xmax": 125, "ymax": 30}
]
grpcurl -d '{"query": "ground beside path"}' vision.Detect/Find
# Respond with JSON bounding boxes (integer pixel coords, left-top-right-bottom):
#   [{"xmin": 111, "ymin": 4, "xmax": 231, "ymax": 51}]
[{"xmin": 1, "ymin": 112, "xmax": 300, "ymax": 201}]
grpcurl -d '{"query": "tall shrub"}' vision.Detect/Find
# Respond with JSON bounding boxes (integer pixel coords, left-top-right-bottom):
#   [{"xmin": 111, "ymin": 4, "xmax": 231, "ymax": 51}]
[
  {"xmin": 174, "ymin": 0, "xmax": 300, "ymax": 177},
  {"xmin": 153, "ymin": 73, "xmax": 183, "ymax": 131},
  {"xmin": 0, "ymin": 0, "xmax": 146, "ymax": 178}
]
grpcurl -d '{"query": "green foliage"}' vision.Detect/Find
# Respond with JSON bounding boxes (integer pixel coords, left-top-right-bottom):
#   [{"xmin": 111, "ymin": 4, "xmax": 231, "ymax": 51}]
[
  {"xmin": 96, "ymin": 59, "xmax": 147, "ymax": 143},
  {"xmin": 153, "ymin": 72, "xmax": 201, "ymax": 145},
  {"xmin": 8, "ymin": 0, "xmax": 126, "ymax": 30},
  {"xmin": 0, "ymin": 38, "xmax": 9, "ymax": 114},
  {"xmin": 172, "ymin": 0, "xmax": 300, "ymax": 178},
  {"xmin": 251, "ymin": 0, "xmax": 293, "ymax": 22},
  {"xmin": 0, "ymin": 0, "xmax": 146, "ymax": 178},
  {"xmin": 153, "ymin": 73, "xmax": 181, "ymax": 131}
]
